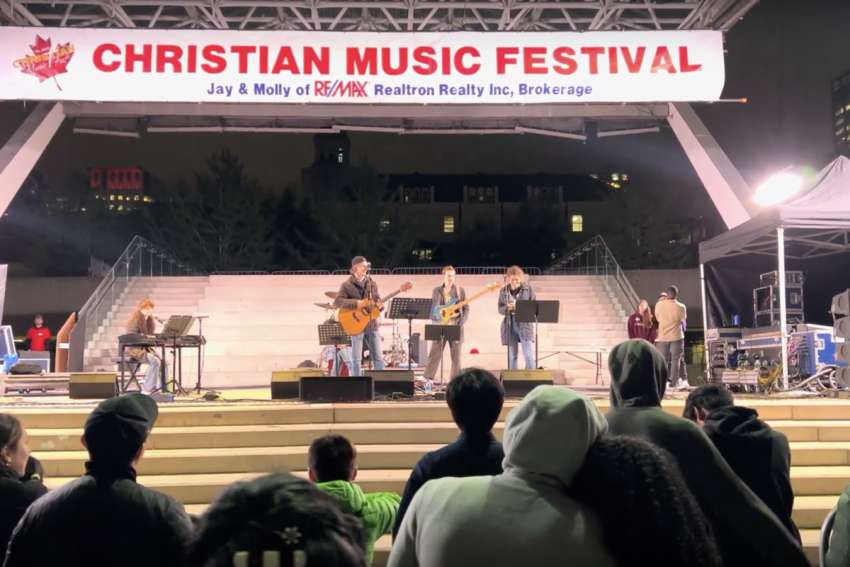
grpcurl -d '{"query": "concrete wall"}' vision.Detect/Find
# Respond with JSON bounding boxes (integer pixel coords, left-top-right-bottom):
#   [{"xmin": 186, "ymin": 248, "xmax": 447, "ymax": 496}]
[
  {"xmin": 624, "ymin": 268, "xmax": 703, "ymax": 328},
  {"xmin": 2, "ymin": 277, "xmax": 100, "ymax": 316}
]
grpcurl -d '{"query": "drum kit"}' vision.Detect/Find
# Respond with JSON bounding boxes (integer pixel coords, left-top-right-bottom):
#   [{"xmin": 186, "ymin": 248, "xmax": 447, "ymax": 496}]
[{"xmin": 315, "ymin": 290, "xmax": 407, "ymax": 369}]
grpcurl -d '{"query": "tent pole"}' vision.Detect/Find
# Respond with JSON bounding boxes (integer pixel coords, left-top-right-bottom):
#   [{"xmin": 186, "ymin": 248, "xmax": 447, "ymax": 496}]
[
  {"xmin": 777, "ymin": 227, "xmax": 789, "ymax": 390},
  {"xmin": 699, "ymin": 263, "xmax": 710, "ymax": 382}
]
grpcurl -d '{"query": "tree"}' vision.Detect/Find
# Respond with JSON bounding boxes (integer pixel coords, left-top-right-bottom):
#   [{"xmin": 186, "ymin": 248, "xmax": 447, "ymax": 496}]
[{"xmin": 145, "ymin": 150, "xmax": 273, "ymax": 272}]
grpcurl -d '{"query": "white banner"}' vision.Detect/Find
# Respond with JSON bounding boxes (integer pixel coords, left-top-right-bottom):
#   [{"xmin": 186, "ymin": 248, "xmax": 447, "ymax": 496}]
[{"xmin": 0, "ymin": 27, "xmax": 725, "ymax": 104}]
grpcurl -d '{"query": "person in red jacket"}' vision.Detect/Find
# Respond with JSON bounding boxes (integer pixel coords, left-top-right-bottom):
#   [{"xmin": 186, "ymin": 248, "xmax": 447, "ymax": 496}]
[
  {"xmin": 24, "ymin": 315, "xmax": 52, "ymax": 352},
  {"xmin": 627, "ymin": 300, "xmax": 656, "ymax": 343}
]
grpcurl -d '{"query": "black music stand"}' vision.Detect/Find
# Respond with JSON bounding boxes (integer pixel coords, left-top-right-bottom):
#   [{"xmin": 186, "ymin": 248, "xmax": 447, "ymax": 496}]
[
  {"xmin": 389, "ymin": 298, "xmax": 432, "ymax": 370},
  {"xmin": 158, "ymin": 315, "xmax": 194, "ymax": 395},
  {"xmin": 319, "ymin": 322, "xmax": 351, "ymax": 374},
  {"xmin": 516, "ymin": 300, "xmax": 560, "ymax": 369},
  {"xmin": 425, "ymin": 324, "xmax": 461, "ymax": 384}
]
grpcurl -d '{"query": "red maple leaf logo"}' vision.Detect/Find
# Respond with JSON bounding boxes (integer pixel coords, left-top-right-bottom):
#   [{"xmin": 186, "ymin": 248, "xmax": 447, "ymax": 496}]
[{"xmin": 13, "ymin": 35, "xmax": 76, "ymax": 91}]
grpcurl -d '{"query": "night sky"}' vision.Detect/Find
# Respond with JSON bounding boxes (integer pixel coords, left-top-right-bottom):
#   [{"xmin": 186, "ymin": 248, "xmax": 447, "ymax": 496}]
[{"xmin": 1, "ymin": 0, "xmax": 849, "ymax": 226}]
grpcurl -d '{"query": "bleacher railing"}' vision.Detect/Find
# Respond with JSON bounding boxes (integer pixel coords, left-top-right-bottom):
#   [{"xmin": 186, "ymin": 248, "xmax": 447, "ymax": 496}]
[
  {"xmin": 546, "ymin": 235, "xmax": 640, "ymax": 311},
  {"xmin": 212, "ymin": 267, "xmax": 542, "ymax": 276},
  {"xmin": 69, "ymin": 236, "xmax": 196, "ymax": 371}
]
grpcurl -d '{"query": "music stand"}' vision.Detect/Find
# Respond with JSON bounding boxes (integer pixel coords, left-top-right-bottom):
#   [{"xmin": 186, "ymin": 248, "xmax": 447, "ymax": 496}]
[
  {"xmin": 389, "ymin": 298, "xmax": 433, "ymax": 370},
  {"xmin": 425, "ymin": 324, "xmax": 461, "ymax": 383},
  {"xmin": 516, "ymin": 300, "xmax": 560, "ymax": 368},
  {"xmin": 158, "ymin": 315, "xmax": 194, "ymax": 395},
  {"xmin": 319, "ymin": 322, "xmax": 351, "ymax": 375}
]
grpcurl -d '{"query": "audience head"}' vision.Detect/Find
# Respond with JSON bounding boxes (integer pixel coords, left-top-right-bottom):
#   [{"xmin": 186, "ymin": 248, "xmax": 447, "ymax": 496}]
[
  {"xmin": 635, "ymin": 300, "xmax": 650, "ymax": 314},
  {"xmin": 33, "ymin": 314, "xmax": 44, "ymax": 327},
  {"xmin": 446, "ymin": 368, "xmax": 504, "ymax": 438},
  {"xmin": 82, "ymin": 393, "xmax": 158, "ymax": 466},
  {"xmin": 308, "ymin": 434, "xmax": 357, "ymax": 483},
  {"xmin": 666, "ymin": 285, "xmax": 679, "ymax": 300},
  {"xmin": 683, "ymin": 384, "xmax": 735, "ymax": 424},
  {"xmin": 572, "ymin": 435, "xmax": 722, "ymax": 567},
  {"xmin": 502, "ymin": 385, "xmax": 606, "ymax": 486},
  {"xmin": 189, "ymin": 472, "xmax": 365, "ymax": 567},
  {"xmin": 608, "ymin": 339, "xmax": 668, "ymax": 408},
  {"xmin": 0, "ymin": 414, "xmax": 30, "ymax": 476}
]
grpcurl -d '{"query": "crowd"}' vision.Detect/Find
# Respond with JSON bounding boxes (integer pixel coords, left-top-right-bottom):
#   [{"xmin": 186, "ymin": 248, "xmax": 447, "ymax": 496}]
[{"xmin": 0, "ymin": 334, "xmax": 847, "ymax": 566}]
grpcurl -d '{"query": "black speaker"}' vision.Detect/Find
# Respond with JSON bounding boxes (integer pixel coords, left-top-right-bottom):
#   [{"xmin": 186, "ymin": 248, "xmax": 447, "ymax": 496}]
[
  {"xmin": 499, "ymin": 369, "xmax": 554, "ymax": 397},
  {"xmin": 409, "ymin": 333, "xmax": 424, "ymax": 364},
  {"xmin": 299, "ymin": 376, "xmax": 373, "ymax": 403},
  {"xmin": 69, "ymin": 372, "xmax": 116, "ymax": 399},
  {"xmin": 271, "ymin": 369, "xmax": 324, "ymax": 399},
  {"xmin": 368, "ymin": 370, "xmax": 415, "ymax": 397}
]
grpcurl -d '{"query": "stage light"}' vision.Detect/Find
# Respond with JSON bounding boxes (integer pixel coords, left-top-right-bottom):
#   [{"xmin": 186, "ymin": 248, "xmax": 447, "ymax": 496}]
[
  {"xmin": 832, "ymin": 289, "xmax": 850, "ymax": 316},
  {"xmin": 753, "ymin": 171, "xmax": 805, "ymax": 206}
]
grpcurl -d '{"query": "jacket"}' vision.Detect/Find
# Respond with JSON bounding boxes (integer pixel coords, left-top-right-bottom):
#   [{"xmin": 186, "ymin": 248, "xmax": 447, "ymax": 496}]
[
  {"xmin": 702, "ymin": 405, "xmax": 799, "ymax": 542},
  {"xmin": 388, "ymin": 386, "xmax": 615, "ymax": 567},
  {"xmin": 316, "ymin": 480, "xmax": 400, "ymax": 566},
  {"xmin": 4, "ymin": 461, "xmax": 193, "ymax": 567},
  {"xmin": 126, "ymin": 314, "xmax": 156, "ymax": 361},
  {"xmin": 627, "ymin": 312, "xmax": 656, "ymax": 343},
  {"xmin": 334, "ymin": 275, "xmax": 382, "ymax": 334},
  {"xmin": 605, "ymin": 339, "xmax": 808, "ymax": 567},
  {"xmin": 826, "ymin": 484, "xmax": 850, "ymax": 567},
  {"xmin": 498, "ymin": 283, "xmax": 536, "ymax": 345},
  {"xmin": 0, "ymin": 464, "xmax": 47, "ymax": 555},
  {"xmin": 429, "ymin": 285, "xmax": 468, "ymax": 342},
  {"xmin": 654, "ymin": 298, "xmax": 686, "ymax": 342},
  {"xmin": 393, "ymin": 432, "xmax": 503, "ymax": 537}
]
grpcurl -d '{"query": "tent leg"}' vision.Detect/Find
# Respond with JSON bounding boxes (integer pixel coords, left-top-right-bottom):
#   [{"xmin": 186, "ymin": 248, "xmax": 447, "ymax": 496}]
[
  {"xmin": 777, "ymin": 227, "xmax": 789, "ymax": 390},
  {"xmin": 667, "ymin": 102, "xmax": 756, "ymax": 230},
  {"xmin": 699, "ymin": 263, "xmax": 711, "ymax": 382},
  {"xmin": 0, "ymin": 102, "xmax": 65, "ymax": 218}
]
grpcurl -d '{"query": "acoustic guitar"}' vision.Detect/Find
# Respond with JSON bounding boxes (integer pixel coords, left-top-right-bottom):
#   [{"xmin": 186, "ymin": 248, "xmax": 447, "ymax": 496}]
[
  {"xmin": 337, "ymin": 281, "xmax": 413, "ymax": 336},
  {"xmin": 431, "ymin": 282, "xmax": 501, "ymax": 324}
]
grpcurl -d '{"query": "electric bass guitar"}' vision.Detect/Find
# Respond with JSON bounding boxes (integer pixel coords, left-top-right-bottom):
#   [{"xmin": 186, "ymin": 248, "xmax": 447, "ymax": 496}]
[
  {"xmin": 431, "ymin": 282, "xmax": 501, "ymax": 324},
  {"xmin": 337, "ymin": 281, "xmax": 413, "ymax": 336}
]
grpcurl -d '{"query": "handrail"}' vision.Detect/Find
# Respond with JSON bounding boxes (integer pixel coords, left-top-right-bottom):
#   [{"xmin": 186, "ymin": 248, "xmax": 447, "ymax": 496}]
[
  {"xmin": 546, "ymin": 235, "xmax": 640, "ymax": 310},
  {"xmin": 69, "ymin": 235, "xmax": 197, "ymax": 371}
]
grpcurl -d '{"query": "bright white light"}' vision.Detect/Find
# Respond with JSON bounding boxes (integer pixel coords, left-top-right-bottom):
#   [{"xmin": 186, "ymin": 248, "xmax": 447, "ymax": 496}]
[{"xmin": 753, "ymin": 172, "xmax": 805, "ymax": 206}]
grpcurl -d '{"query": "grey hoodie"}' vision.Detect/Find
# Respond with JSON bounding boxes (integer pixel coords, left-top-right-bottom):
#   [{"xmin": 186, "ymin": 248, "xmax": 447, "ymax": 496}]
[{"xmin": 388, "ymin": 386, "xmax": 615, "ymax": 567}]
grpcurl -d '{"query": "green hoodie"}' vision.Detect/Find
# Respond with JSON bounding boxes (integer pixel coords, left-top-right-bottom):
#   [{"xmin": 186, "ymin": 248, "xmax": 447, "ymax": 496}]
[{"xmin": 317, "ymin": 479, "xmax": 400, "ymax": 566}]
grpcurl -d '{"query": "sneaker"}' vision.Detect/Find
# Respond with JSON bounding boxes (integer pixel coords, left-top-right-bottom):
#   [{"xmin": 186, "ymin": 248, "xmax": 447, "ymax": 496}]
[{"xmin": 676, "ymin": 379, "xmax": 690, "ymax": 390}]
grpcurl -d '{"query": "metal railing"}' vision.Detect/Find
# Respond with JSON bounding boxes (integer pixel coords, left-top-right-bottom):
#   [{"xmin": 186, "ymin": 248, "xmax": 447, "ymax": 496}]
[
  {"xmin": 546, "ymin": 235, "xmax": 640, "ymax": 311},
  {"xmin": 69, "ymin": 236, "xmax": 196, "ymax": 371},
  {"xmin": 210, "ymin": 266, "xmax": 543, "ymax": 276}
]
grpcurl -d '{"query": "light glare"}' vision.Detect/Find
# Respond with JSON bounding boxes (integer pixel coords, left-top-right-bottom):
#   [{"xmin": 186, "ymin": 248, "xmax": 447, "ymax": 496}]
[{"xmin": 753, "ymin": 172, "xmax": 805, "ymax": 206}]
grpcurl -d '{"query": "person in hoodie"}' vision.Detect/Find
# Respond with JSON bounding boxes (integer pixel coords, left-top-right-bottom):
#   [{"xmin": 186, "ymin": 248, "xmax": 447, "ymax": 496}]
[
  {"xmin": 605, "ymin": 339, "xmax": 808, "ymax": 567},
  {"xmin": 388, "ymin": 386, "xmax": 615, "ymax": 567},
  {"xmin": 683, "ymin": 384, "xmax": 799, "ymax": 542},
  {"xmin": 308, "ymin": 433, "xmax": 400, "ymax": 566},
  {"xmin": 393, "ymin": 368, "xmax": 505, "ymax": 538}
]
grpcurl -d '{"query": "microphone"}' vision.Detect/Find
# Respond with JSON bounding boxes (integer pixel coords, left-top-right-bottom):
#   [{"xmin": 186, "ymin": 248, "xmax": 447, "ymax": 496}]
[{"xmin": 154, "ymin": 316, "xmax": 166, "ymax": 324}]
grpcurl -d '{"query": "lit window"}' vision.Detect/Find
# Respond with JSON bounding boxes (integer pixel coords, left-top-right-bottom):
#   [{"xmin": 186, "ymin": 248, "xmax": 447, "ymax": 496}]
[
  {"xmin": 109, "ymin": 195, "xmax": 115, "ymax": 201},
  {"xmin": 118, "ymin": 195, "xmax": 124, "ymax": 201},
  {"xmin": 143, "ymin": 196, "xmax": 153, "ymax": 203},
  {"xmin": 134, "ymin": 195, "xmax": 140, "ymax": 201},
  {"xmin": 117, "ymin": 205, "xmax": 123, "ymax": 211},
  {"xmin": 443, "ymin": 216, "xmax": 455, "ymax": 233},
  {"xmin": 379, "ymin": 219, "xmax": 390, "ymax": 231},
  {"xmin": 81, "ymin": 207, "xmax": 86, "ymax": 212},
  {"xmin": 621, "ymin": 174, "xmax": 629, "ymax": 181},
  {"xmin": 571, "ymin": 214, "xmax": 584, "ymax": 233},
  {"xmin": 109, "ymin": 204, "xmax": 114, "ymax": 210},
  {"xmin": 337, "ymin": 148, "xmax": 344, "ymax": 164},
  {"xmin": 611, "ymin": 173, "xmax": 620, "ymax": 181},
  {"xmin": 610, "ymin": 182, "xmax": 621, "ymax": 189}
]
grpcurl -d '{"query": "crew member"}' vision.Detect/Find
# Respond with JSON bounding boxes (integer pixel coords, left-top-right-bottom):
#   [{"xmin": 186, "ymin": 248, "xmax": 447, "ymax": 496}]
[{"xmin": 24, "ymin": 315, "xmax": 51, "ymax": 352}]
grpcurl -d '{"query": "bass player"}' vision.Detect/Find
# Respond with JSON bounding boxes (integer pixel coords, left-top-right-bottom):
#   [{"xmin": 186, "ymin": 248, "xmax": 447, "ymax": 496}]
[
  {"xmin": 333, "ymin": 256, "xmax": 385, "ymax": 377},
  {"xmin": 424, "ymin": 266, "xmax": 468, "ymax": 385}
]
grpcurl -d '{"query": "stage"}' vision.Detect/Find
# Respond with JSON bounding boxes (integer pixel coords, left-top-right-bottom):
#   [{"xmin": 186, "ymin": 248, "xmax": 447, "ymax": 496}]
[{"xmin": 0, "ymin": 387, "xmax": 846, "ymax": 566}]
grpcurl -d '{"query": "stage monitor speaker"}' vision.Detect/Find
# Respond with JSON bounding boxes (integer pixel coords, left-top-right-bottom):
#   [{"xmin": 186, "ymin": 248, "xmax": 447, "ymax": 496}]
[
  {"xmin": 271, "ymin": 368, "xmax": 324, "ymax": 399},
  {"xmin": 499, "ymin": 369, "xmax": 554, "ymax": 398},
  {"xmin": 368, "ymin": 370, "xmax": 415, "ymax": 397},
  {"xmin": 70, "ymin": 372, "xmax": 116, "ymax": 399},
  {"xmin": 409, "ymin": 333, "xmax": 425, "ymax": 364},
  {"xmin": 299, "ymin": 376, "xmax": 373, "ymax": 403}
]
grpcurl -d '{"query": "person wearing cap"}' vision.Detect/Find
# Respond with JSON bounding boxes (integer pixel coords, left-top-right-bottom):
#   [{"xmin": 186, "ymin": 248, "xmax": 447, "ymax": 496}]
[
  {"xmin": 4, "ymin": 394, "xmax": 193, "ymax": 567},
  {"xmin": 333, "ymin": 256, "xmax": 385, "ymax": 377}
]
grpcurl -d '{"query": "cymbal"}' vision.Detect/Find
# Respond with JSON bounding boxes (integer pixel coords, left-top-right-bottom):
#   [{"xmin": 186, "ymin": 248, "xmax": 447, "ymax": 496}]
[
  {"xmin": 324, "ymin": 291, "xmax": 338, "ymax": 299},
  {"xmin": 314, "ymin": 302, "xmax": 335, "ymax": 310}
]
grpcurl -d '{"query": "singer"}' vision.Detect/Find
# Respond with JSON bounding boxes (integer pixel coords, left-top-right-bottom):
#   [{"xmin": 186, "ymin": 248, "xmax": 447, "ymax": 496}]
[
  {"xmin": 498, "ymin": 266, "xmax": 537, "ymax": 370},
  {"xmin": 125, "ymin": 298, "xmax": 167, "ymax": 395},
  {"xmin": 332, "ymin": 256, "xmax": 385, "ymax": 377}
]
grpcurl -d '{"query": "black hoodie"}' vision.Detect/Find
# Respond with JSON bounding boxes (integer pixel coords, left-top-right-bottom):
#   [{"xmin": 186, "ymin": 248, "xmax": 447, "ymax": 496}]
[
  {"xmin": 605, "ymin": 339, "xmax": 807, "ymax": 567},
  {"xmin": 703, "ymin": 405, "xmax": 799, "ymax": 542}
]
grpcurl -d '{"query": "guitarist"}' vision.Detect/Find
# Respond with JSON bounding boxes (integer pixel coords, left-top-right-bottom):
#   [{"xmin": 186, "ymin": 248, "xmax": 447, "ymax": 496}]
[
  {"xmin": 499, "ymin": 265, "xmax": 536, "ymax": 370},
  {"xmin": 424, "ymin": 266, "xmax": 468, "ymax": 385},
  {"xmin": 333, "ymin": 256, "xmax": 385, "ymax": 377}
]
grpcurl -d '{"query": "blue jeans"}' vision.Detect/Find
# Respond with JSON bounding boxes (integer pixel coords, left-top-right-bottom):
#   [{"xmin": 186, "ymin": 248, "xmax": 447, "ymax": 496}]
[
  {"xmin": 348, "ymin": 328, "xmax": 385, "ymax": 376},
  {"xmin": 508, "ymin": 335, "xmax": 535, "ymax": 370}
]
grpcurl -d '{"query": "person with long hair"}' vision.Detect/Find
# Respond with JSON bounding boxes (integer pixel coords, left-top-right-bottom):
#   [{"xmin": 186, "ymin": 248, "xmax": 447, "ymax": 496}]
[
  {"xmin": 571, "ymin": 435, "xmax": 721, "ymax": 567},
  {"xmin": 627, "ymin": 300, "xmax": 656, "ymax": 343},
  {"xmin": 498, "ymin": 266, "xmax": 536, "ymax": 369},
  {"xmin": 0, "ymin": 414, "xmax": 47, "ymax": 553},
  {"xmin": 126, "ymin": 298, "xmax": 165, "ymax": 394}
]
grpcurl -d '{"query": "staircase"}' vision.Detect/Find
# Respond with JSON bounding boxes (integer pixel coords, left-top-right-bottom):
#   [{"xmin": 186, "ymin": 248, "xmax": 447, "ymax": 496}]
[
  {"xmin": 17, "ymin": 396, "xmax": 847, "ymax": 566},
  {"xmin": 81, "ymin": 274, "xmax": 627, "ymax": 388}
]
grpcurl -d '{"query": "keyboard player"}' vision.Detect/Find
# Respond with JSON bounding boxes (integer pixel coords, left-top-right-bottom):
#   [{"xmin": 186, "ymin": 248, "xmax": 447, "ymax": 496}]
[{"xmin": 126, "ymin": 298, "xmax": 166, "ymax": 395}]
